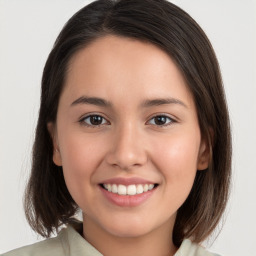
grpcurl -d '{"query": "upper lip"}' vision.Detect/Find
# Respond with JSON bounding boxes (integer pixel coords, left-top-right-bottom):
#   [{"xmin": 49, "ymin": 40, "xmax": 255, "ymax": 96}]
[{"xmin": 100, "ymin": 177, "xmax": 157, "ymax": 186}]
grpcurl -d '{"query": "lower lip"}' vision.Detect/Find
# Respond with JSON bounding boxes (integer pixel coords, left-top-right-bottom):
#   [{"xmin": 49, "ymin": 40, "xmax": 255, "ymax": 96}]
[{"xmin": 99, "ymin": 186, "xmax": 156, "ymax": 207}]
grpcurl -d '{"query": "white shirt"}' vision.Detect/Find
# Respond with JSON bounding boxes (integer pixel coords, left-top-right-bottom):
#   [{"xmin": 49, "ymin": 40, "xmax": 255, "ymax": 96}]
[{"xmin": 2, "ymin": 224, "xmax": 221, "ymax": 256}]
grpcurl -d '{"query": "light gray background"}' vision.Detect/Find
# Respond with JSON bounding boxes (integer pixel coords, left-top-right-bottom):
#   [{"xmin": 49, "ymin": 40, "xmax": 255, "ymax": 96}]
[{"xmin": 0, "ymin": 1, "xmax": 255, "ymax": 255}]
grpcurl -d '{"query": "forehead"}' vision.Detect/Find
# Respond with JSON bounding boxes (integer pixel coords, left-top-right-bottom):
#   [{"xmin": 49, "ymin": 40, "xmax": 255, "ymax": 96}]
[{"xmin": 62, "ymin": 35, "xmax": 194, "ymax": 108}]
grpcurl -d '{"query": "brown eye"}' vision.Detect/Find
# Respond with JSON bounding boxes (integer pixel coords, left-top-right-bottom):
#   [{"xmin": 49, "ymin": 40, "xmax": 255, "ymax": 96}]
[
  {"xmin": 90, "ymin": 115, "xmax": 103, "ymax": 125},
  {"xmin": 81, "ymin": 115, "xmax": 108, "ymax": 126},
  {"xmin": 148, "ymin": 115, "xmax": 174, "ymax": 126}
]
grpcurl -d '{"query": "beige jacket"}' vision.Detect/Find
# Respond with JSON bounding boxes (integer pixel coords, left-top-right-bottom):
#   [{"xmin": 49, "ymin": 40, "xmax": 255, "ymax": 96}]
[{"xmin": 1, "ymin": 225, "xmax": 220, "ymax": 256}]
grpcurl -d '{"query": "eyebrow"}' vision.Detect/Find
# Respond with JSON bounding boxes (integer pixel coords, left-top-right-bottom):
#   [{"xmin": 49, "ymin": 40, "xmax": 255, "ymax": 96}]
[
  {"xmin": 71, "ymin": 96, "xmax": 112, "ymax": 107},
  {"xmin": 141, "ymin": 98, "xmax": 188, "ymax": 108},
  {"xmin": 71, "ymin": 96, "xmax": 187, "ymax": 108}
]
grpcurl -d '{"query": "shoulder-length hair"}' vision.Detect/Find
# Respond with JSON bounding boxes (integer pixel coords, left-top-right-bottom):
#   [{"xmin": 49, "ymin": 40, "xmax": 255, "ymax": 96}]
[{"xmin": 25, "ymin": 0, "xmax": 231, "ymax": 247}]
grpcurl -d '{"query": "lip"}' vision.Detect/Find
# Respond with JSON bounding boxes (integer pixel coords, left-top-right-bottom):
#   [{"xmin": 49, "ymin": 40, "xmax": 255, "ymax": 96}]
[
  {"xmin": 98, "ymin": 177, "xmax": 158, "ymax": 207},
  {"xmin": 99, "ymin": 185, "xmax": 156, "ymax": 207},
  {"xmin": 100, "ymin": 177, "xmax": 156, "ymax": 186}
]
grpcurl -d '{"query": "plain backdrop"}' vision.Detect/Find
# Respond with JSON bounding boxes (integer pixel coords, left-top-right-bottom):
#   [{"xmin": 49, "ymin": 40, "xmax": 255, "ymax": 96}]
[{"xmin": 0, "ymin": 0, "xmax": 255, "ymax": 255}]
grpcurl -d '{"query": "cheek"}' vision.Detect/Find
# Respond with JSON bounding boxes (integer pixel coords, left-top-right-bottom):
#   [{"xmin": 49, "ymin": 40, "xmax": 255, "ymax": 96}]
[
  {"xmin": 151, "ymin": 132, "xmax": 200, "ymax": 185},
  {"xmin": 150, "ymin": 133, "xmax": 200, "ymax": 211},
  {"xmin": 59, "ymin": 132, "xmax": 106, "ymax": 197}
]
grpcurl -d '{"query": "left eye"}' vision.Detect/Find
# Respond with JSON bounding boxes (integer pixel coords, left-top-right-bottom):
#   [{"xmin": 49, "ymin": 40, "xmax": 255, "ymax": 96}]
[
  {"xmin": 148, "ymin": 115, "xmax": 174, "ymax": 126},
  {"xmin": 80, "ymin": 115, "xmax": 108, "ymax": 126}
]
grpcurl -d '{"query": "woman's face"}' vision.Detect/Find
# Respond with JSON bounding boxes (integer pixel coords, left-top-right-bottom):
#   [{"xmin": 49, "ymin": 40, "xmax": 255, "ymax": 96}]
[{"xmin": 49, "ymin": 35, "xmax": 209, "ymax": 239}]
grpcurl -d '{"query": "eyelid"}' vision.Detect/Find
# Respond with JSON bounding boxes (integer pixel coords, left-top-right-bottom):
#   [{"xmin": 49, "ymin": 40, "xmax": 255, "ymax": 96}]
[
  {"xmin": 77, "ymin": 112, "xmax": 177, "ymax": 127},
  {"xmin": 146, "ymin": 113, "xmax": 177, "ymax": 126},
  {"xmin": 78, "ymin": 113, "xmax": 110, "ymax": 127}
]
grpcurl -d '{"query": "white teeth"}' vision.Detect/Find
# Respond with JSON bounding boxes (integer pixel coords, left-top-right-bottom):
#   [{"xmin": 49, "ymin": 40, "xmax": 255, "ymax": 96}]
[
  {"xmin": 143, "ymin": 184, "xmax": 149, "ymax": 192},
  {"xmin": 118, "ymin": 185, "xmax": 127, "ymax": 195},
  {"xmin": 102, "ymin": 183, "xmax": 156, "ymax": 195},
  {"xmin": 112, "ymin": 184, "xmax": 118, "ymax": 193},
  {"xmin": 127, "ymin": 185, "xmax": 136, "ymax": 195},
  {"xmin": 148, "ymin": 184, "xmax": 154, "ymax": 190},
  {"xmin": 137, "ymin": 184, "xmax": 144, "ymax": 194}
]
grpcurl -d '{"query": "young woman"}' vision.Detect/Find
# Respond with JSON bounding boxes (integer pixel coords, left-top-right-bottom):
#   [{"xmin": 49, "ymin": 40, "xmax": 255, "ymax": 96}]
[{"xmin": 2, "ymin": 0, "xmax": 231, "ymax": 255}]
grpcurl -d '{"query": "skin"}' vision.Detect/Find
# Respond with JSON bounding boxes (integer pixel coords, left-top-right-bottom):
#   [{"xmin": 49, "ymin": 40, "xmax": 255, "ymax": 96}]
[{"xmin": 48, "ymin": 35, "xmax": 209, "ymax": 256}]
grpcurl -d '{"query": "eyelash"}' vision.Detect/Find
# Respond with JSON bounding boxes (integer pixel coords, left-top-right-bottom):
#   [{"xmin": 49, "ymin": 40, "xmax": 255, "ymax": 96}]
[
  {"xmin": 79, "ymin": 114, "xmax": 109, "ymax": 128},
  {"xmin": 79, "ymin": 114, "xmax": 176, "ymax": 128},
  {"xmin": 147, "ymin": 115, "xmax": 176, "ymax": 126}
]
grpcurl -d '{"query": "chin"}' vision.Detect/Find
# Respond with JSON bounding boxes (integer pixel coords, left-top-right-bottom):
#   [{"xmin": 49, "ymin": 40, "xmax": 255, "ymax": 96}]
[{"xmin": 103, "ymin": 218, "xmax": 155, "ymax": 238}]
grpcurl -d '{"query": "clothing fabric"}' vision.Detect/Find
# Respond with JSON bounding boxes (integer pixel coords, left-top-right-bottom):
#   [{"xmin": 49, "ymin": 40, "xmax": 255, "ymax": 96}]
[{"xmin": 2, "ymin": 224, "xmax": 221, "ymax": 256}]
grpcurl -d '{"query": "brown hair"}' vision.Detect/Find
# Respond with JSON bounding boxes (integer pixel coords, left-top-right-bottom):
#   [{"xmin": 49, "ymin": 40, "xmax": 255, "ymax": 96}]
[{"xmin": 24, "ymin": 0, "xmax": 232, "ymax": 247}]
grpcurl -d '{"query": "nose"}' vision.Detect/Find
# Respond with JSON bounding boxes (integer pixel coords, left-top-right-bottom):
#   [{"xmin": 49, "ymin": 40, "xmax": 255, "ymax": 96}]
[{"xmin": 106, "ymin": 122, "xmax": 148, "ymax": 171}]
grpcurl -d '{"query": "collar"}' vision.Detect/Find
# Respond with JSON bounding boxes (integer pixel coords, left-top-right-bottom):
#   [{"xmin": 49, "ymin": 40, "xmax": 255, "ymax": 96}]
[{"xmin": 59, "ymin": 222, "xmax": 216, "ymax": 256}]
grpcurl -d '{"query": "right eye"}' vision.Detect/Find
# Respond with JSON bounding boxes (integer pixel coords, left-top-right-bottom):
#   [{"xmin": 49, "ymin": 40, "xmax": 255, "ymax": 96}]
[{"xmin": 79, "ymin": 115, "xmax": 109, "ymax": 127}]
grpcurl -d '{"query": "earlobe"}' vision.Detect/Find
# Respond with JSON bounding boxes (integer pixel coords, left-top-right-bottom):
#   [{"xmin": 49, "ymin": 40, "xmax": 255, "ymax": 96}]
[
  {"xmin": 197, "ymin": 138, "xmax": 211, "ymax": 171},
  {"xmin": 47, "ymin": 122, "xmax": 62, "ymax": 166},
  {"xmin": 53, "ymin": 148, "xmax": 62, "ymax": 167}
]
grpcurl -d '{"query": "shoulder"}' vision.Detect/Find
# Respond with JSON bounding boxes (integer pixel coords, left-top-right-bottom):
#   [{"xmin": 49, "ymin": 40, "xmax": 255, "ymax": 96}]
[
  {"xmin": 1, "ymin": 222, "xmax": 102, "ymax": 256},
  {"xmin": 175, "ymin": 239, "xmax": 222, "ymax": 256},
  {"xmin": 1, "ymin": 228, "xmax": 68, "ymax": 256}
]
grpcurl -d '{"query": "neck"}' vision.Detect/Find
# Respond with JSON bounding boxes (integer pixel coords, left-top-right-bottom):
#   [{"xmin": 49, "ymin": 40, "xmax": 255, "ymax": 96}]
[{"xmin": 82, "ymin": 216, "xmax": 177, "ymax": 256}]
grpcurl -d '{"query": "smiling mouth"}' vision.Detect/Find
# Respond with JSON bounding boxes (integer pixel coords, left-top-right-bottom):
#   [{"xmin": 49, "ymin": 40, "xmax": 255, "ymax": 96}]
[{"xmin": 100, "ymin": 183, "xmax": 159, "ymax": 196}]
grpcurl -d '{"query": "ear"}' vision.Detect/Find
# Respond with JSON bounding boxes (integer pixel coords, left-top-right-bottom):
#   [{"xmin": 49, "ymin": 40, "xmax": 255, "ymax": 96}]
[
  {"xmin": 197, "ymin": 136, "xmax": 211, "ymax": 171},
  {"xmin": 47, "ymin": 122, "xmax": 62, "ymax": 166}
]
